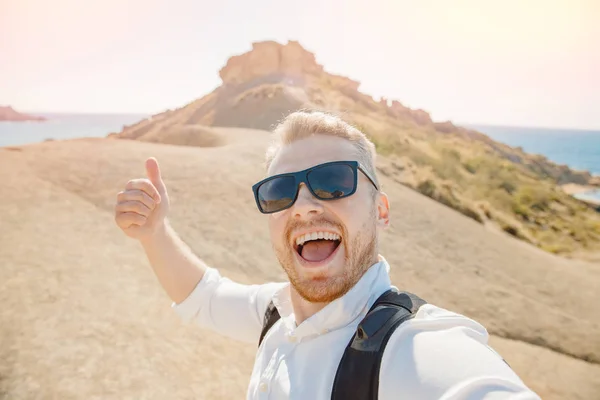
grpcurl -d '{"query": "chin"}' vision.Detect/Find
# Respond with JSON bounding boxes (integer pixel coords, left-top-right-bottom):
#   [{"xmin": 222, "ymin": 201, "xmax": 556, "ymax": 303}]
[
  {"xmin": 276, "ymin": 234, "xmax": 372, "ymax": 303},
  {"xmin": 292, "ymin": 273, "xmax": 352, "ymax": 303},
  {"xmin": 289, "ymin": 243, "xmax": 353, "ymax": 303}
]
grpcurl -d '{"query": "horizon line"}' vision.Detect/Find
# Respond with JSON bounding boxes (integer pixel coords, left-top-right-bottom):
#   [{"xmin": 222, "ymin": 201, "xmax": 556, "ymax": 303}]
[{"xmin": 9, "ymin": 108, "xmax": 600, "ymax": 132}]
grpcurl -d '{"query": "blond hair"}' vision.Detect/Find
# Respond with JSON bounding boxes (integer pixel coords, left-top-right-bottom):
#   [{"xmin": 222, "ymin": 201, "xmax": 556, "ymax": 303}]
[{"xmin": 265, "ymin": 110, "xmax": 380, "ymax": 189}]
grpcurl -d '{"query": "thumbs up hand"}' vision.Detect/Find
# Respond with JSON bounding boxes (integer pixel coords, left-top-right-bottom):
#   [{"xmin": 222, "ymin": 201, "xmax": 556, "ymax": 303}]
[{"xmin": 115, "ymin": 157, "xmax": 170, "ymax": 240}]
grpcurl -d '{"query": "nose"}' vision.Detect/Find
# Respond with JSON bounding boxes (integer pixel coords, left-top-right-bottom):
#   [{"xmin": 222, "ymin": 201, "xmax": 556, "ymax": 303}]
[{"xmin": 292, "ymin": 183, "xmax": 324, "ymax": 219}]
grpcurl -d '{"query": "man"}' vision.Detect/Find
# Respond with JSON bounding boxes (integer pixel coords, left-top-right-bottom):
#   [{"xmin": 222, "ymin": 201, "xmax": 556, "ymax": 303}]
[{"xmin": 114, "ymin": 111, "xmax": 540, "ymax": 399}]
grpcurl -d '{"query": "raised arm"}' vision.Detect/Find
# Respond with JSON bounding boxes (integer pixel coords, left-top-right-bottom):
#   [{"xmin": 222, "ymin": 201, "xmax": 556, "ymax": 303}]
[
  {"xmin": 114, "ymin": 157, "xmax": 205, "ymax": 303},
  {"xmin": 114, "ymin": 157, "xmax": 283, "ymax": 343}
]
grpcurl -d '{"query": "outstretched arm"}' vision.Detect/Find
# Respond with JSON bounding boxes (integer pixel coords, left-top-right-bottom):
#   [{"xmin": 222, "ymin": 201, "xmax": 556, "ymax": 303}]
[
  {"xmin": 379, "ymin": 305, "xmax": 541, "ymax": 399},
  {"xmin": 114, "ymin": 157, "xmax": 284, "ymax": 343}
]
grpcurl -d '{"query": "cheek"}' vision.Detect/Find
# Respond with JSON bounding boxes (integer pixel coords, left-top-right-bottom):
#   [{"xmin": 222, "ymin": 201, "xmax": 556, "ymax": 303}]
[
  {"xmin": 334, "ymin": 192, "xmax": 375, "ymax": 232},
  {"xmin": 338, "ymin": 192, "xmax": 369, "ymax": 217},
  {"xmin": 268, "ymin": 212, "xmax": 288, "ymax": 245}
]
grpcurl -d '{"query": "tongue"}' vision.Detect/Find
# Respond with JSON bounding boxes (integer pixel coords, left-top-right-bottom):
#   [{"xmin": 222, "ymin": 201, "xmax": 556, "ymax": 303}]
[{"xmin": 301, "ymin": 240, "xmax": 337, "ymax": 262}]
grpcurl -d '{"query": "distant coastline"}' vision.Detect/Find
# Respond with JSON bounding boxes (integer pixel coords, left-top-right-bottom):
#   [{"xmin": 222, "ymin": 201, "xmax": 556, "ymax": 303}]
[
  {"xmin": 466, "ymin": 123, "xmax": 600, "ymax": 133},
  {"xmin": 0, "ymin": 106, "xmax": 46, "ymax": 122},
  {"xmin": 562, "ymin": 183, "xmax": 600, "ymax": 206},
  {"xmin": 470, "ymin": 124, "xmax": 600, "ymax": 175},
  {"xmin": 0, "ymin": 112, "xmax": 148, "ymax": 147},
  {"xmin": 2, "ymin": 114, "xmax": 599, "ymax": 184},
  {"xmin": 470, "ymin": 124, "xmax": 600, "ymax": 210},
  {"xmin": 573, "ymin": 190, "xmax": 600, "ymax": 207}
]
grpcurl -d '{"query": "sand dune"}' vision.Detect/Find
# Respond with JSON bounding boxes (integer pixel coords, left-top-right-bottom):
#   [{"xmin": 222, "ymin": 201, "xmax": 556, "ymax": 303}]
[{"xmin": 1, "ymin": 129, "xmax": 599, "ymax": 400}]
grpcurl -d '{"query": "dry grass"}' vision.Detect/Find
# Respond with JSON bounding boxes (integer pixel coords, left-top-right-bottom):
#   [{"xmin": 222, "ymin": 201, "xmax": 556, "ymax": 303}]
[
  {"xmin": 1, "ymin": 130, "xmax": 599, "ymax": 399},
  {"xmin": 356, "ymin": 120, "xmax": 600, "ymax": 255}
]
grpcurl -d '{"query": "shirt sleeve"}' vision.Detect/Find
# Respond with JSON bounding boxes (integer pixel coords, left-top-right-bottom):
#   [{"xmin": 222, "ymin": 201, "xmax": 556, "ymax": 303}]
[
  {"xmin": 379, "ymin": 305, "xmax": 542, "ymax": 400},
  {"xmin": 171, "ymin": 267, "xmax": 287, "ymax": 344}
]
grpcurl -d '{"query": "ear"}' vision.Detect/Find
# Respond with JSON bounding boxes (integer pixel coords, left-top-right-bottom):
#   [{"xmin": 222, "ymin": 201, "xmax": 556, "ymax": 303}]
[{"xmin": 376, "ymin": 191, "xmax": 390, "ymax": 229}]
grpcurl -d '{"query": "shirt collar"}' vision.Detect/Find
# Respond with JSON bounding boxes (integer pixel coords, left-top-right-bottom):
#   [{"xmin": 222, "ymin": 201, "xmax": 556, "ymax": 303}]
[{"xmin": 271, "ymin": 255, "xmax": 392, "ymax": 339}]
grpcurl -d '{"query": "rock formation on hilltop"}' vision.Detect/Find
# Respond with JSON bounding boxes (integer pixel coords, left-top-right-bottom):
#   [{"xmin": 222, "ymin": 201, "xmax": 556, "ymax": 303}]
[
  {"xmin": 115, "ymin": 41, "xmax": 436, "ymax": 134},
  {"xmin": 218, "ymin": 40, "xmax": 325, "ymax": 85},
  {"xmin": 114, "ymin": 40, "xmax": 600, "ymax": 256},
  {"xmin": 0, "ymin": 106, "xmax": 46, "ymax": 122}
]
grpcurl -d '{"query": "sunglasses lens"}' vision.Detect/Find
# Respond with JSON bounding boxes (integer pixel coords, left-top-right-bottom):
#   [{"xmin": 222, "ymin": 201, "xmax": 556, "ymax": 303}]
[
  {"xmin": 307, "ymin": 163, "xmax": 356, "ymax": 199},
  {"xmin": 257, "ymin": 175, "xmax": 297, "ymax": 213}
]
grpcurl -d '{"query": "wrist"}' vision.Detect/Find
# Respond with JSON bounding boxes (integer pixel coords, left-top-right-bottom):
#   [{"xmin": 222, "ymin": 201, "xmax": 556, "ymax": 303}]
[{"xmin": 140, "ymin": 219, "xmax": 169, "ymax": 248}]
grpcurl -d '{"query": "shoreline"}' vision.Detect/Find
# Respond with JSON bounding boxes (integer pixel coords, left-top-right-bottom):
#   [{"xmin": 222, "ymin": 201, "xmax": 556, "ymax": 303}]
[
  {"xmin": 574, "ymin": 193, "xmax": 600, "ymax": 207},
  {"xmin": 561, "ymin": 183, "xmax": 599, "ymax": 195},
  {"xmin": 562, "ymin": 184, "xmax": 600, "ymax": 207}
]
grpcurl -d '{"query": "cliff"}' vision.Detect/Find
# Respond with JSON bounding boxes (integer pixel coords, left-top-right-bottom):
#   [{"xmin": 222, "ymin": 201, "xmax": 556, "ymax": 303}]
[{"xmin": 0, "ymin": 106, "xmax": 46, "ymax": 122}]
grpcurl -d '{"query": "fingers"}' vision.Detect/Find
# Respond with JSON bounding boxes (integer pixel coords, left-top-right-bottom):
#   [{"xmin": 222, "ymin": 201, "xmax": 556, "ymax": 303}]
[
  {"xmin": 115, "ymin": 188, "xmax": 155, "ymax": 229},
  {"xmin": 115, "ymin": 211, "xmax": 147, "ymax": 229},
  {"xmin": 117, "ymin": 189, "xmax": 156, "ymax": 211},
  {"xmin": 115, "ymin": 200, "xmax": 151, "ymax": 217},
  {"xmin": 145, "ymin": 157, "xmax": 166, "ymax": 194},
  {"xmin": 125, "ymin": 178, "xmax": 161, "ymax": 203},
  {"xmin": 115, "ymin": 164, "xmax": 167, "ymax": 235}
]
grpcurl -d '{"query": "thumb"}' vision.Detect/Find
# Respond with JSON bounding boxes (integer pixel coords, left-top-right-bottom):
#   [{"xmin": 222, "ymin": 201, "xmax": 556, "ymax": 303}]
[{"xmin": 145, "ymin": 157, "xmax": 167, "ymax": 198}]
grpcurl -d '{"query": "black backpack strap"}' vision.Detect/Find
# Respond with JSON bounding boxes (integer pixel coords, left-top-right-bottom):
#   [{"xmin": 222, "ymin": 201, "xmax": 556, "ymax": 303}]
[
  {"xmin": 258, "ymin": 300, "xmax": 281, "ymax": 347},
  {"xmin": 331, "ymin": 289, "xmax": 426, "ymax": 400}
]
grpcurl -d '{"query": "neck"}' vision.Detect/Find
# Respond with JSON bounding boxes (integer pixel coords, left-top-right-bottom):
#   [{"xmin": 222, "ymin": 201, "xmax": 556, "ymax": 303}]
[{"xmin": 289, "ymin": 288, "xmax": 329, "ymax": 326}]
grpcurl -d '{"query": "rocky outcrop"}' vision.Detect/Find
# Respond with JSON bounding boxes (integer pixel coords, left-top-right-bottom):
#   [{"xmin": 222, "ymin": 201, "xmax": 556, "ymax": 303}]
[
  {"xmin": 409, "ymin": 109, "xmax": 433, "ymax": 126},
  {"xmin": 434, "ymin": 121, "xmax": 458, "ymax": 133},
  {"xmin": 0, "ymin": 106, "xmax": 45, "ymax": 122},
  {"xmin": 325, "ymin": 74, "xmax": 361, "ymax": 92},
  {"xmin": 377, "ymin": 99, "xmax": 435, "ymax": 127},
  {"xmin": 219, "ymin": 41, "xmax": 325, "ymax": 86}
]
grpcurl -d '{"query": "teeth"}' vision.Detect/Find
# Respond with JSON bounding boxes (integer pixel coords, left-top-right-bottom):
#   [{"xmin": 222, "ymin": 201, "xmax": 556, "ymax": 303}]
[{"xmin": 295, "ymin": 231, "xmax": 341, "ymax": 246}]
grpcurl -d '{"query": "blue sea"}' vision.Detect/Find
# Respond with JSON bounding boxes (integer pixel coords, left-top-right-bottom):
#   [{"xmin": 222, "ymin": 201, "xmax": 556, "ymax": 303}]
[
  {"xmin": 0, "ymin": 113, "xmax": 148, "ymax": 147},
  {"xmin": 1, "ymin": 115, "xmax": 599, "ymax": 202}
]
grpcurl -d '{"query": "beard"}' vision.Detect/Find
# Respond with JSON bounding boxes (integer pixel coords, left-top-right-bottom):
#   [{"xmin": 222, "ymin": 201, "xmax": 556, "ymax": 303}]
[{"xmin": 273, "ymin": 211, "xmax": 378, "ymax": 303}]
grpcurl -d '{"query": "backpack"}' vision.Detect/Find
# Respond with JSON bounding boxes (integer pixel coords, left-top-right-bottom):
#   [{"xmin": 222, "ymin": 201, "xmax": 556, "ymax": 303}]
[{"xmin": 258, "ymin": 288, "xmax": 427, "ymax": 400}]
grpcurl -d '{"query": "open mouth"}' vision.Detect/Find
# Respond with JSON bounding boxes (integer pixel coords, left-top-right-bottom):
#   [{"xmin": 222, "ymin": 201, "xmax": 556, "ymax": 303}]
[{"xmin": 293, "ymin": 231, "xmax": 342, "ymax": 263}]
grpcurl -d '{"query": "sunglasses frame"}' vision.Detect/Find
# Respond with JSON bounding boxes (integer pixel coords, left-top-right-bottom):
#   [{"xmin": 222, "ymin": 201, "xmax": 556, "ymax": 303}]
[{"xmin": 252, "ymin": 160, "xmax": 379, "ymax": 214}]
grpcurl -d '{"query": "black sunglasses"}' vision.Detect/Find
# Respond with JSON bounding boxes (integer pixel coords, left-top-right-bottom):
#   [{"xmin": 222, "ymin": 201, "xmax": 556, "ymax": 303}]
[{"xmin": 252, "ymin": 160, "xmax": 379, "ymax": 214}]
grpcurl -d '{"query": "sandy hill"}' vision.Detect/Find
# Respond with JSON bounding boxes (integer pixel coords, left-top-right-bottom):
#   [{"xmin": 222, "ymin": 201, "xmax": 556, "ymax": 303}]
[
  {"xmin": 112, "ymin": 41, "xmax": 600, "ymax": 260},
  {"xmin": 113, "ymin": 40, "xmax": 600, "ymax": 259},
  {"xmin": 1, "ymin": 127, "xmax": 599, "ymax": 399}
]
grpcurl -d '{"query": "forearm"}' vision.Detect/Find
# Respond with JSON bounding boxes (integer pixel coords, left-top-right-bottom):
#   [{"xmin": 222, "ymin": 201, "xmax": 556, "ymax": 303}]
[{"xmin": 140, "ymin": 218, "xmax": 207, "ymax": 304}]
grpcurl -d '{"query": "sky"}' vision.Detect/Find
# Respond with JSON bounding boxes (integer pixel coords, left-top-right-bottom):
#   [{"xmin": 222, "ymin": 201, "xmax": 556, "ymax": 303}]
[{"xmin": 1, "ymin": 0, "xmax": 599, "ymax": 129}]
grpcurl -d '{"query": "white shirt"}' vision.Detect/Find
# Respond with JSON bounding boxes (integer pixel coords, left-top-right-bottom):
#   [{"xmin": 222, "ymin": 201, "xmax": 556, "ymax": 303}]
[{"xmin": 172, "ymin": 256, "xmax": 541, "ymax": 400}]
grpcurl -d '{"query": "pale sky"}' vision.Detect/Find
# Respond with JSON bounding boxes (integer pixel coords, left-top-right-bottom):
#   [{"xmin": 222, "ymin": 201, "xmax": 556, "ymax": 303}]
[{"xmin": 2, "ymin": 0, "xmax": 599, "ymax": 129}]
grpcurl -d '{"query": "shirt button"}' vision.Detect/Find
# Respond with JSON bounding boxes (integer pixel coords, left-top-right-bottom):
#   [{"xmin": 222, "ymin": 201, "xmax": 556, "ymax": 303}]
[
  {"xmin": 259, "ymin": 382, "xmax": 268, "ymax": 392},
  {"xmin": 287, "ymin": 334, "xmax": 297, "ymax": 343}
]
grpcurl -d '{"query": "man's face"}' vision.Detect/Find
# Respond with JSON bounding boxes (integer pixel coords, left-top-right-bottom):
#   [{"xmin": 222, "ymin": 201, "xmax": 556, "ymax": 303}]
[{"xmin": 266, "ymin": 134, "xmax": 390, "ymax": 303}]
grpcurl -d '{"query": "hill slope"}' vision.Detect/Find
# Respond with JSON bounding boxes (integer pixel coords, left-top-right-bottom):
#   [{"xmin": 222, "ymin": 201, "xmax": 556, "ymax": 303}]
[
  {"xmin": 1, "ymin": 132, "xmax": 599, "ymax": 399},
  {"xmin": 113, "ymin": 40, "xmax": 600, "ymax": 258}
]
